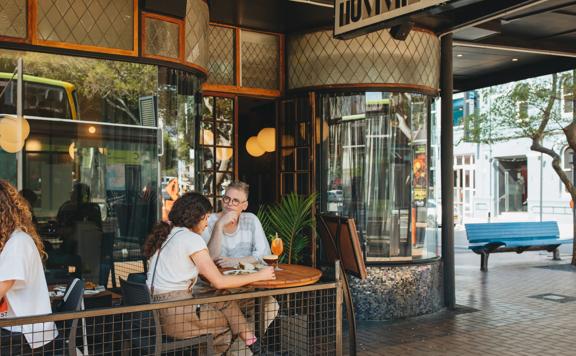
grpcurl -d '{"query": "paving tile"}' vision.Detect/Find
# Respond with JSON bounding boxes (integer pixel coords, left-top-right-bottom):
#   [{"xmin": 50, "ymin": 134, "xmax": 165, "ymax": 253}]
[{"xmin": 346, "ymin": 251, "xmax": 576, "ymax": 355}]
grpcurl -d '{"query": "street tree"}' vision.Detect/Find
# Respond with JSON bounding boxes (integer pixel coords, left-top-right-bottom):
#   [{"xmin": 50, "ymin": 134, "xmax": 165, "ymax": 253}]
[{"xmin": 465, "ymin": 71, "xmax": 576, "ymax": 265}]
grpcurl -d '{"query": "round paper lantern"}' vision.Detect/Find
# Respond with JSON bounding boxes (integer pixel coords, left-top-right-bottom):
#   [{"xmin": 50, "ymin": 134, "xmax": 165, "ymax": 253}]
[
  {"xmin": 0, "ymin": 139, "xmax": 23, "ymax": 153},
  {"xmin": 0, "ymin": 115, "xmax": 30, "ymax": 143},
  {"xmin": 298, "ymin": 118, "xmax": 329, "ymax": 144},
  {"xmin": 246, "ymin": 136, "xmax": 265, "ymax": 157},
  {"xmin": 281, "ymin": 135, "xmax": 295, "ymax": 157},
  {"xmin": 68, "ymin": 142, "xmax": 76, "ymax": 160},
  {"xmin": 202, "ymin": 129, "xmax": 214, "ymax": 145},
  {"xmin": 216, "ymin": 146, "xmax": 233, "ymax": 161},
  {"xmin": 256, "ymin": 127, "xmax": 275, "ymax": 152}
]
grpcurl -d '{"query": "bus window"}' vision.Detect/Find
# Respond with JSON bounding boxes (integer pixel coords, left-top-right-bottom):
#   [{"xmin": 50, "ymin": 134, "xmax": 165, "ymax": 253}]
[{"xmin": 0, "ymin": 76, "xmax": 74, "ymax": 120}]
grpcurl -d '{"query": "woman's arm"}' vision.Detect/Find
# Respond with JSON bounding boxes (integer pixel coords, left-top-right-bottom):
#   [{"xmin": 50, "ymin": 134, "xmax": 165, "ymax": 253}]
[
  {"xmin": 0, "ymin": 280, "xmax": 15, "ymax": 299},
  {"xmin": 193, "ymin": 250, "xmax": 274, "ymax": 289}
]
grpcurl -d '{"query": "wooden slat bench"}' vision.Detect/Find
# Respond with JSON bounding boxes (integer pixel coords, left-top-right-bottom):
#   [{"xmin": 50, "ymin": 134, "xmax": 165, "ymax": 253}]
[{"xmin": 465, "ymin": 221, "xmax": 571, "ymax": 271}]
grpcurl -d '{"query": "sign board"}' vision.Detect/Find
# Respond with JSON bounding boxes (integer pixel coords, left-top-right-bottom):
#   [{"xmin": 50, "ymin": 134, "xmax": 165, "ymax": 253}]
[{"xmin": 334, "ymin": 0, "xmax": 450, "ymax": 39}]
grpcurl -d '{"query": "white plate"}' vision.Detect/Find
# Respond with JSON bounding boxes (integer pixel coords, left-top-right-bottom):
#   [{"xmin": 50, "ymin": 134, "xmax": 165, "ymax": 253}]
[
  {"xmin": 83, "ymin": 290, "xmax": 100, "ymax": 295},
  {"xmin": 223, "ymin": 269, "xmax": 256, "ymax": 275}
]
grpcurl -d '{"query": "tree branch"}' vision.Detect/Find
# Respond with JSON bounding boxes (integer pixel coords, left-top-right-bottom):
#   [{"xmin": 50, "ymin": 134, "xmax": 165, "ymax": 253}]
[{"xmin": 530, "ymin": 139, "xmax": 576, "ymax": 198}]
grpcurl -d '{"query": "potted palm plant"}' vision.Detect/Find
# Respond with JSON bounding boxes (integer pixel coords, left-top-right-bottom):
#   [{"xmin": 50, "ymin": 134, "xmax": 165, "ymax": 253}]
[{"xmin": 257, "ymin": 192, "xmax": 316, "ymax": 265}]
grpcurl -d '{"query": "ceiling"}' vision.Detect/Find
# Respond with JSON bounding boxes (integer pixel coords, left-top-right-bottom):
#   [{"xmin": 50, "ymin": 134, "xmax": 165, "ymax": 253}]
[{"xmin": 208, "ymin": 0, "xmax": 576, "ymax": 92}]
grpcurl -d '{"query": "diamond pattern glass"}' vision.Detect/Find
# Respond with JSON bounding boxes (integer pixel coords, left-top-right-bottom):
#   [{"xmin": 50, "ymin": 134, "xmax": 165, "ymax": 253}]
[
  {"xmin": 241, "ymin": 30, "xmax": 280, "ymax": 90},
  {"xmin": 145, "ymin": 17, "xmax": 179, "ymax": 59},
  {"xmin": 185, "ymin": 0, "xmax": 208, "ymax": 67},
  {"xmin": 0, "ymin": 0, "xmax": 26, "ymax": 39},
  {"xmin": 207, "ymin": 25, "xmax": 235, "ymax": 86},
  {"xmin": 37, "ymin": 0, "xmax": 134, "ymax": 50},
  {"xmin": 287, "ymin": 29, "xmax": 440, "ymax": 90}
]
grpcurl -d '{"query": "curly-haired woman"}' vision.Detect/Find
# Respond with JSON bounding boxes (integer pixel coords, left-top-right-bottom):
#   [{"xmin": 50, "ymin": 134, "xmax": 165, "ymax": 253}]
[
  {"xmin": 0, "ymin": 180, "xmax": 58, "ymax": 354},
  {"xmin": 144, "ymin": 192, "xmax": 275, "ymax": 354}
]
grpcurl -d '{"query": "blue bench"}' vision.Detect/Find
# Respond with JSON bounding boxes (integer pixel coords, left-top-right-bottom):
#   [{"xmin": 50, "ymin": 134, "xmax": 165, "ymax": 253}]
[{"xmin": 465, "ymin": 221, "xmax": 571, "ymax": 271}]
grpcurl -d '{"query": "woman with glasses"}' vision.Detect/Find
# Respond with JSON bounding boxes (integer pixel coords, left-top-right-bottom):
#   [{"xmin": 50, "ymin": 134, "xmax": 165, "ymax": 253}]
[{"xmin": 202, "ymin": 181, "xmax": 271, "ymax": 269}]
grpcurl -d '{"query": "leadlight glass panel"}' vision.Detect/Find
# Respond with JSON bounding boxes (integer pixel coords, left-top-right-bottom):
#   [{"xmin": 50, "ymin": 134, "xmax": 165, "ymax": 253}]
[
  {"xmin": 37, "ymin": 0, "xmax": 134, "ymax": 51},
  {"xmin": 241, "ymin": 30, "xmax": 280, "ymax": 90},
  {"xmin": 145, "ymin": 17, "xmax": 179, "ymax": 59},
  {"xmin": 185, "ymin": 0, "xmax": 209, "ymax": 67},
  {"xmin": 207, "ymin": 26, "xmax": 235, "ymax": 86},
  {"xmin": 0, "ymin": 0, "xmax": 26, "ymax": 39}
]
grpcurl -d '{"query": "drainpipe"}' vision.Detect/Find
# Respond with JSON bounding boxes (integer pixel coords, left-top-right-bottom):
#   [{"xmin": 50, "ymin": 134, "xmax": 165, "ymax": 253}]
[{"xmin": 441, "ymin": 34, "xmax": 455, "ymax": 310}]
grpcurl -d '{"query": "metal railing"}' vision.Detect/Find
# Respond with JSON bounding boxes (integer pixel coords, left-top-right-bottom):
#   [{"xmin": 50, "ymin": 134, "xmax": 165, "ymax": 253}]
[{"xmin": 0, "ymin": 282, "xmax": 341, "ymax": 355}]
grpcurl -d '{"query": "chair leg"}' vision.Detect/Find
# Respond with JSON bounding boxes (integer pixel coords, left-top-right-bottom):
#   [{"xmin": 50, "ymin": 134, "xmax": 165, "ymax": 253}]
[
  {"xmin": 553, "ymin": 248, "xmax": 561, "ymax": 260},
  {"xmin": 206, "ymin": 334, "xmax": 213, "ymax": 355},
  {"xmin": 480, "ymin": 252, "xmax": 489, "ymax": 271}
]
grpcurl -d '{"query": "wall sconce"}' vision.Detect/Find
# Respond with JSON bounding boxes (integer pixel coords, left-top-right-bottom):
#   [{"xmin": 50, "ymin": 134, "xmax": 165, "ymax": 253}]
[
  {"xmin": 0, "ymin": 115, "xmax": 30, "ymax": 153},
  {"xmin": 256, "ymin": 127, "xmax": 275, "ymax": 152},
  {"xmin": 246, "ymin": 136, "xmax": 265, "ymax": 157}
]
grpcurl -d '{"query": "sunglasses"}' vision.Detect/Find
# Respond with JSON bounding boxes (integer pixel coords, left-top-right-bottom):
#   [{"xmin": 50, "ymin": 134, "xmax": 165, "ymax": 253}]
[{"xmin": 222, "ymin": 195, "xmax": 247, "ymax": 206}]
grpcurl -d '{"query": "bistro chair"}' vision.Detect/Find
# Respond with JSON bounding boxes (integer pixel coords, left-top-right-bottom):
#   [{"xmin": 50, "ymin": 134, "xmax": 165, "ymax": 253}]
[
  {"xmin": 55, "ymin": 278, "xmax": 89, "ymax": 356},
  {"xmin": 119, "ymin": 278, "xmax": 213, "ymax": 356}
]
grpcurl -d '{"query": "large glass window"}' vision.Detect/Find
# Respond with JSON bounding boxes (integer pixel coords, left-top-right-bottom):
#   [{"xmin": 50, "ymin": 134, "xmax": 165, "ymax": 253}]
[
  {"xmin": 0, "ymin": 50, "xmax": 203, "ymax": 290},
  {"xmin": 23, "ymin": 119, "xmax": 158, "ymax": 286},
  {"xmin": 157, "ymin": 68, "xmax": 199, "ymax": 217},
  {"xmin": 320, "ymin": 92, "xmax": 439, "ymax": 262},
  {"xmin": 0, "ymin": 49, "xmax": 158, "ymax": 125}
]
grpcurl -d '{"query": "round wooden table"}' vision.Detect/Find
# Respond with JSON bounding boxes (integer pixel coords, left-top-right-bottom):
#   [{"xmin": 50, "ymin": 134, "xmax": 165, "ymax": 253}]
[{"xmin": 248, "ymin": 264, "xmax": 322, "ymax": 289}]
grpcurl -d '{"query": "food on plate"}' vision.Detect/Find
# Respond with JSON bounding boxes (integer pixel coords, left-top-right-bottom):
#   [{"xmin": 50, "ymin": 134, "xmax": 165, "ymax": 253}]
[
  {"xmin": 239, "ymin": 261, "xmax": 255, "ymax": 270},
  {"xmin": 85, "ymin": 281, "xmax": 97, "ymax": 290}
]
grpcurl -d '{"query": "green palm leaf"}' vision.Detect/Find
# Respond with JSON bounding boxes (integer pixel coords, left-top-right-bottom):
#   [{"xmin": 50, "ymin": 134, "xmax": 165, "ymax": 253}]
[{"xmin": 264, "ymin": 192, "xmax": 316, "ymax": 264}]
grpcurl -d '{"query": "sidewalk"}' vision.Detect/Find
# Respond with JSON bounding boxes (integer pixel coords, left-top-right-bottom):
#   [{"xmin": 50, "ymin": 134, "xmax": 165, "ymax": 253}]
[{"xmin": 351, "ymin": 249, "xmax": 576, "ymax": 355}]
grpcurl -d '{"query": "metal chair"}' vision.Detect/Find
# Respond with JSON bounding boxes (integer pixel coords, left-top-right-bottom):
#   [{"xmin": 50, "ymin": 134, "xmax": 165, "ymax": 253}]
[
  {"xmin": 55, "ymin": 278, "xmax": 88, "ymax": 356},
  {"xmin": 119, "ymin": 278, "xmax": 213, "ymax": 356}
]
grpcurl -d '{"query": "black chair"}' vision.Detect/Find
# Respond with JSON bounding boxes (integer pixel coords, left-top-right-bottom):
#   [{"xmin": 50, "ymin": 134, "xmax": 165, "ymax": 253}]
[
  {"xmin": 119, "ymin": 278, "xmax": 213, "ymax": 356},
  {"xmin": 55, "ymin": 278, "xmax": 87, "ymax": 356},
  {"xmin": 127, "ymin": 272, "xmax": 147, "ymax": 284}
]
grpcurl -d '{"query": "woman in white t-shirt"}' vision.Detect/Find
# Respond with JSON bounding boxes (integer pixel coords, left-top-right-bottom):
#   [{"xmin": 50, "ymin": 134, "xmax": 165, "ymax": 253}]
[
  {"xmin": 0, "ymin": 180, "xmax": 59, "ymax": 354},
  {"xmin": 143, "ymin": 192, "xmax": 275, "ymax": 354}
]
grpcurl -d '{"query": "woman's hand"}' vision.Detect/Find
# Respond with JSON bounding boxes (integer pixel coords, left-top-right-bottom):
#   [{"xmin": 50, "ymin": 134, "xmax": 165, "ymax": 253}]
[
  {"xmin": 255, "ymin": 266, "xmax": 276, "ymax": 281},
  {"xmin": 214, "ymin": 256, "xmax": 239, "ymax": 268}
]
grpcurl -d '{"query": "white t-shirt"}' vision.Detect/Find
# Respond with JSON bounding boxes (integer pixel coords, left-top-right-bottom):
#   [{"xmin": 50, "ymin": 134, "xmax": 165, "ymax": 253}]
[
  {"xmin": 0, "ymin": 230, "xmax": 58, "ymax": 349},
  {"xmin": 147, "ymin": 227, "xmax": 207, "ymax": 292},
  {"xmin": 202, "ymin": 213, "xmax": 271, "ymax": 261}
]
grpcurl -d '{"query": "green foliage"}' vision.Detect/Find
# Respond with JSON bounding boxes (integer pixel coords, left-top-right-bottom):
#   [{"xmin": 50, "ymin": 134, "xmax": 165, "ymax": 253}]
[
  {"xmin": 463, "ymin": 73, "xmax": 570, "ymax": 144},
  {"xmin": 256, "ymin": 193, "xmax": 317, "ymax": 265}
]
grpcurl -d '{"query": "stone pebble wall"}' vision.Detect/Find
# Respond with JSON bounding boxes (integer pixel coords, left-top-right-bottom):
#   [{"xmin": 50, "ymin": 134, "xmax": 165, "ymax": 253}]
[{"xmin": 348, "ymin": 261, "xmax": 444, "ymax": 320}]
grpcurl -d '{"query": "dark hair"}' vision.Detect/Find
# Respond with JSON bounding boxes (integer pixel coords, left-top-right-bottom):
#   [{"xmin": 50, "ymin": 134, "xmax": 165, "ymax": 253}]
[{"xmin": 143, "ymin": 192, "xmax": 212, "ymax": 257}]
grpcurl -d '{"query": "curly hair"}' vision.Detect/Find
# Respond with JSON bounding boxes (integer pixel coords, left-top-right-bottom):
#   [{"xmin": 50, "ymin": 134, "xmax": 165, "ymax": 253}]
[
  {"xmin": 0, "ymin": 180, "xmax": 46, "ymax": 260},
  {"xmin": 143, "ymin": 192, "xmax": 212, "ymax": 257}
]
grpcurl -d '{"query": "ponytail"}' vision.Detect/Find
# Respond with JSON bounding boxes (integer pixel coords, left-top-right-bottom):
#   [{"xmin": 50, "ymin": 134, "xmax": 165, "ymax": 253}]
[{"xmin": 143, "ymin": 221, "xmax": 172, "ymax": 258}]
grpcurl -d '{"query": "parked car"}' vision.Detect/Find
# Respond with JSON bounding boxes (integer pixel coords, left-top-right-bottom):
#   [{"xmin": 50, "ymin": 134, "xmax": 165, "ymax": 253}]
[{"xmin": 327, "ymin": 189, "xmax": 343, "ymax": 202}]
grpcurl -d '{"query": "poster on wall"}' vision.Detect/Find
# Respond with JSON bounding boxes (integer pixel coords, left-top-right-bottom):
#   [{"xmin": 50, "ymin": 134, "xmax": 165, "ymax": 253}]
[{"xmin": 413, "ymin": 144, "xmax": 427, "ymax": 206}]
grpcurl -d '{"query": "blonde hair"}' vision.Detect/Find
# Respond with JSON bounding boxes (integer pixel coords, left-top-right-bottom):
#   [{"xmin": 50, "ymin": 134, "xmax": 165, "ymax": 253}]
[
  {"xmin": 226, "ymin": 181, "xmax": 250, "ymax": 198},
  {"xmin": 0, "ymin": 180, "xmax": 47, "ymax": 260}
]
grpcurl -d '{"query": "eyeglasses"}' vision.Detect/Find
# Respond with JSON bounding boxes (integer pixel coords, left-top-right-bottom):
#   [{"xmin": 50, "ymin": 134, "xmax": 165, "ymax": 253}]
[{"xmin": 222, "ymin": 195, "xmax": 247, "ymax": 206}]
